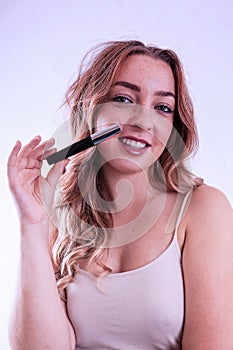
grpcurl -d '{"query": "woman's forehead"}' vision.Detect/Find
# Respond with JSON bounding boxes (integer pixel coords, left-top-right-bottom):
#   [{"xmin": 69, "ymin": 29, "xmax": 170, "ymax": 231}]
[{"xmin": 113, "ymin": 55, "xmax": 175, "ymax": 94}]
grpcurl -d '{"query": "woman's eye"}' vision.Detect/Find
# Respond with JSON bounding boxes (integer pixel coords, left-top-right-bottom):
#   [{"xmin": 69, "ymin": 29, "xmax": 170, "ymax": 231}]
[
  {"xmin": 155, "ymin": 105, "xmax": 173, "ymax": 114},
  {"xmin": 112, "ymin": 96, "xmax": 133, "ymax": 104}
]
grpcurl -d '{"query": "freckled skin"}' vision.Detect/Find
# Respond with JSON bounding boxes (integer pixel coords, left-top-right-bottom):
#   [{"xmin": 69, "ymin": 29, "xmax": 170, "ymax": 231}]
[{"xmin": 96, "ymin": 55, "xmax": 176, "ymax": 175}]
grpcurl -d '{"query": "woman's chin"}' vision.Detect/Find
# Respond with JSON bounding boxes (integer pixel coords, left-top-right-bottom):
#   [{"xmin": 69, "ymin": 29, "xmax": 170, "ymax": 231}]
[{"xmin": 101, "ymin": 158, "xmax": 153, "ymax": 176}]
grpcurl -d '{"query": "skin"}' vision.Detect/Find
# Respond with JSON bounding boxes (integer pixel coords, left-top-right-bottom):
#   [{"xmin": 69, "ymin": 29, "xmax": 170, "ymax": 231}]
[
  {"xmin": 96, "ymin": 55, "xmax": 175, "ymax": 178},
  {"xmin": 7, "ymin": 137, "xmax": 76, "ymax": 349},
  {"xmin": 7, "ymin": 55, "xmax": 233, "ymax": 349},
  {"xmin": 93, "ymin": 56, "xmax": 177, "ymax": 246}
]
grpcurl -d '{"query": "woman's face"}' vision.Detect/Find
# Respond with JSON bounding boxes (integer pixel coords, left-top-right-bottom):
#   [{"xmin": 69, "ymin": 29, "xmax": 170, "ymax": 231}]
[{"xmin": 95, "ymin": 54, "xmax": 176, "ymax": 175}]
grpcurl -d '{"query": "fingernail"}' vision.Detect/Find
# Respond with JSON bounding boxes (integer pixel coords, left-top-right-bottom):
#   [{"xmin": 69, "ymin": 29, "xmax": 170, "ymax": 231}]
[{"xmin": 14, "ymin": 140, "xmax": 20, "ymax": 148}]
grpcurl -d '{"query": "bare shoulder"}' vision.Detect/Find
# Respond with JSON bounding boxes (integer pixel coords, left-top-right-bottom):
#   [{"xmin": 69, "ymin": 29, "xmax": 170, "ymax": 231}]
[
  {"xmin": 190, "ymin": 182, "xmax": 232, "ymax": 205},
  {"xmin": 183, "ymin": 183, "xmax": 233, "ymax": 256},
  {"xmin": 186, "ymin": 183, "xmax": 232, "ymax": 225},
  {"xmin": 183, "ymin": 182, "xmax": 233, "ymax": 260},
  {"xmin": 181, "ymin": 184, "xmax": 233, "ymax": 348}
]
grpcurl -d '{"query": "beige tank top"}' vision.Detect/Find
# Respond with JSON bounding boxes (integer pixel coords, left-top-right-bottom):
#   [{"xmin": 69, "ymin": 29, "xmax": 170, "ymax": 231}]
[{"xmin": 66, "ymin": 191, "xmax": 191, "ymax": 349}]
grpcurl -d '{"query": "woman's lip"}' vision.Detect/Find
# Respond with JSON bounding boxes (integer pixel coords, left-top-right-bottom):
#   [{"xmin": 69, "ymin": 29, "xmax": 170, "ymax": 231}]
[
  {"xmin": 118, "ymin": 135, "xmax": 151, "ymax": 146},
  {"xmin": 118, "ymin": 137, "xmax": 150, "ymax": 156}
]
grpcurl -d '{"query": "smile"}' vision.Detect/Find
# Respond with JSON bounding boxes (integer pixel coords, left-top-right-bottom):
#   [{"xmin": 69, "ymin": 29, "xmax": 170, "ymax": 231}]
[
  {"xmin": 120, "ymin": 137, "xmax": 147, "ymax": 149},
  {"xmin": 118, "ymin": 137, "xmax": 150, "ymax": 155}
]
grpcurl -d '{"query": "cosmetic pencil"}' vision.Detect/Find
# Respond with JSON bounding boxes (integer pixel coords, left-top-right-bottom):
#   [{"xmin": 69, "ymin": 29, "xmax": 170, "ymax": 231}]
[{"xmin": 46, "ymin": 123, "xmax": 121, "ymax": 165}]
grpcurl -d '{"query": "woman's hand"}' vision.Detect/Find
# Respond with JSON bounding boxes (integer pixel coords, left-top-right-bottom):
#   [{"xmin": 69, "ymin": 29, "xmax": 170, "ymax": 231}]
[{"xmin": 7, "ymin": 135, "xmax": 68, "ymax": 225}]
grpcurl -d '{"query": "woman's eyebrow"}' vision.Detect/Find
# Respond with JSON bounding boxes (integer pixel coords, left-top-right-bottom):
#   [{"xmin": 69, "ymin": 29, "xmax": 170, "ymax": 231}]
[
  {"xmin": 155, "ymin": 91, "xmax": 175, "ymax": 99},
  {"xmin": 113, "ymin": 81, "xmax": 175, "ymax": 99},
  {"xmin": 113, "ymin": 81, "xmax": 140, "ymax": 92}
]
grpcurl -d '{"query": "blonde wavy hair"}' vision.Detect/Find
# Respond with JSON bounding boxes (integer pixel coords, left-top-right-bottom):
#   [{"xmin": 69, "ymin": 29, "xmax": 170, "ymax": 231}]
[{"xmin": 50, "ymin": 40, "xmax": 203, "ymax": 299}]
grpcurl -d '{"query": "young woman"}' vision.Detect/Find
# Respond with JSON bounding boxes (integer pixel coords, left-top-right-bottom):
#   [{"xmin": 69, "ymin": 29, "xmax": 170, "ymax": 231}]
[{"xmin": 7, "ymin": 40, "xmax": 233, "ymax": 349}]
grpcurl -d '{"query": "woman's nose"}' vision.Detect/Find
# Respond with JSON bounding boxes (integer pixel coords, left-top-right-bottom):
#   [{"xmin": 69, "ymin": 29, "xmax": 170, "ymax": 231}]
[{"xmin": 128, "ymin": 104, "xmax": 155, "ymax": 132}]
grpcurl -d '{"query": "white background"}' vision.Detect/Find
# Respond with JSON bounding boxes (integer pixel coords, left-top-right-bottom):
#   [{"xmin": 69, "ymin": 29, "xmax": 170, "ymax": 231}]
[{"xmin": 0, "ymin": 1, "xmax": 232, "ymax": 348}]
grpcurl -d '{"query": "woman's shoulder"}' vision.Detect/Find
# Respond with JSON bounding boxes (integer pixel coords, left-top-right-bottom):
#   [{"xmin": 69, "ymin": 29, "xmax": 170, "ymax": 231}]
[
  {"xmin": 188, "ymin": 183, "xmax": 232, "ymax": 215},
  {"xmin": 181, "ymin": 184, "xmax": 233, "ymax": 347},
  {"xmin": 184, "ymin": 183, "xmax": 232, "ymax": 236}
]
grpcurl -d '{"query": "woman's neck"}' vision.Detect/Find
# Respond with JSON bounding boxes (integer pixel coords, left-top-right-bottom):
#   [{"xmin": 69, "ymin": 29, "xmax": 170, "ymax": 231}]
[
  {"xmin": 99, "ymin": 162, "xmax": 169, "ymax": 248},
  {"xmin": 100, "ymin": 162, "xmax": 160, "ymax": 213}
]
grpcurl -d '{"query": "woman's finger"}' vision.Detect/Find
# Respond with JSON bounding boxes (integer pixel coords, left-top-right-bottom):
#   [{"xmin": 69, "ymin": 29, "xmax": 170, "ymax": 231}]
[
  {"xmin": 30, "ymin": 138, "xmax": 55, "ymax": 160},
  {"xmin": 18, "ymin": 136, "xmax": 42, "ymax": 160},
  {"xmin": 41, "ymin": 148, "xmax": 57, "ymax": 160},
  {"xmin": 26, "ymin": 158, "xmax": 42, "ymax": 169},
  {"xmin": 7, "ymin": 141, "xmax": 22, "ymax": 168},
  {"xmin": 46, "ymin": 159, "xmax": 69, "ymax": 189},
  {"xmin": 7, "ymin": 141, "xmax": 22, "ymax": 187},
  {"xmin": 26, "ymin": 146, "xmax": 57, "ymax": 169}
]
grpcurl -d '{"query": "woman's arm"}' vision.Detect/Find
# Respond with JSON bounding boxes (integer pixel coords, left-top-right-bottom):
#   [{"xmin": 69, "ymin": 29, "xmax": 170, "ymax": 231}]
[
  {"xmin": 181, "ymin": 185, "xmax": 233, "ymax": 349},
  {"xmin": 7, "ymin": 137, "xmax": 75, "ymax": 350},
  {"xmin": 8, "ymin": 222, "xmax": 76, "ymax": 350}
]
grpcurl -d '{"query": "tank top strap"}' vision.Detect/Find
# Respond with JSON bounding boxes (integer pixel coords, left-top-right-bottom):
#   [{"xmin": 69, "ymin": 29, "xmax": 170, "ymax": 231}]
[{"xmin": 174, "ymin": 189, "xmax": 193, "ymax": 237}]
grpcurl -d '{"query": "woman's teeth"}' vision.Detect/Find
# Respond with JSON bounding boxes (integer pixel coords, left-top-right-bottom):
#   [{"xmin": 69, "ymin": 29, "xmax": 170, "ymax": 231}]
[{"xmin": 120, "ymin": 138, "xmax": 147, "ymax": 149}]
